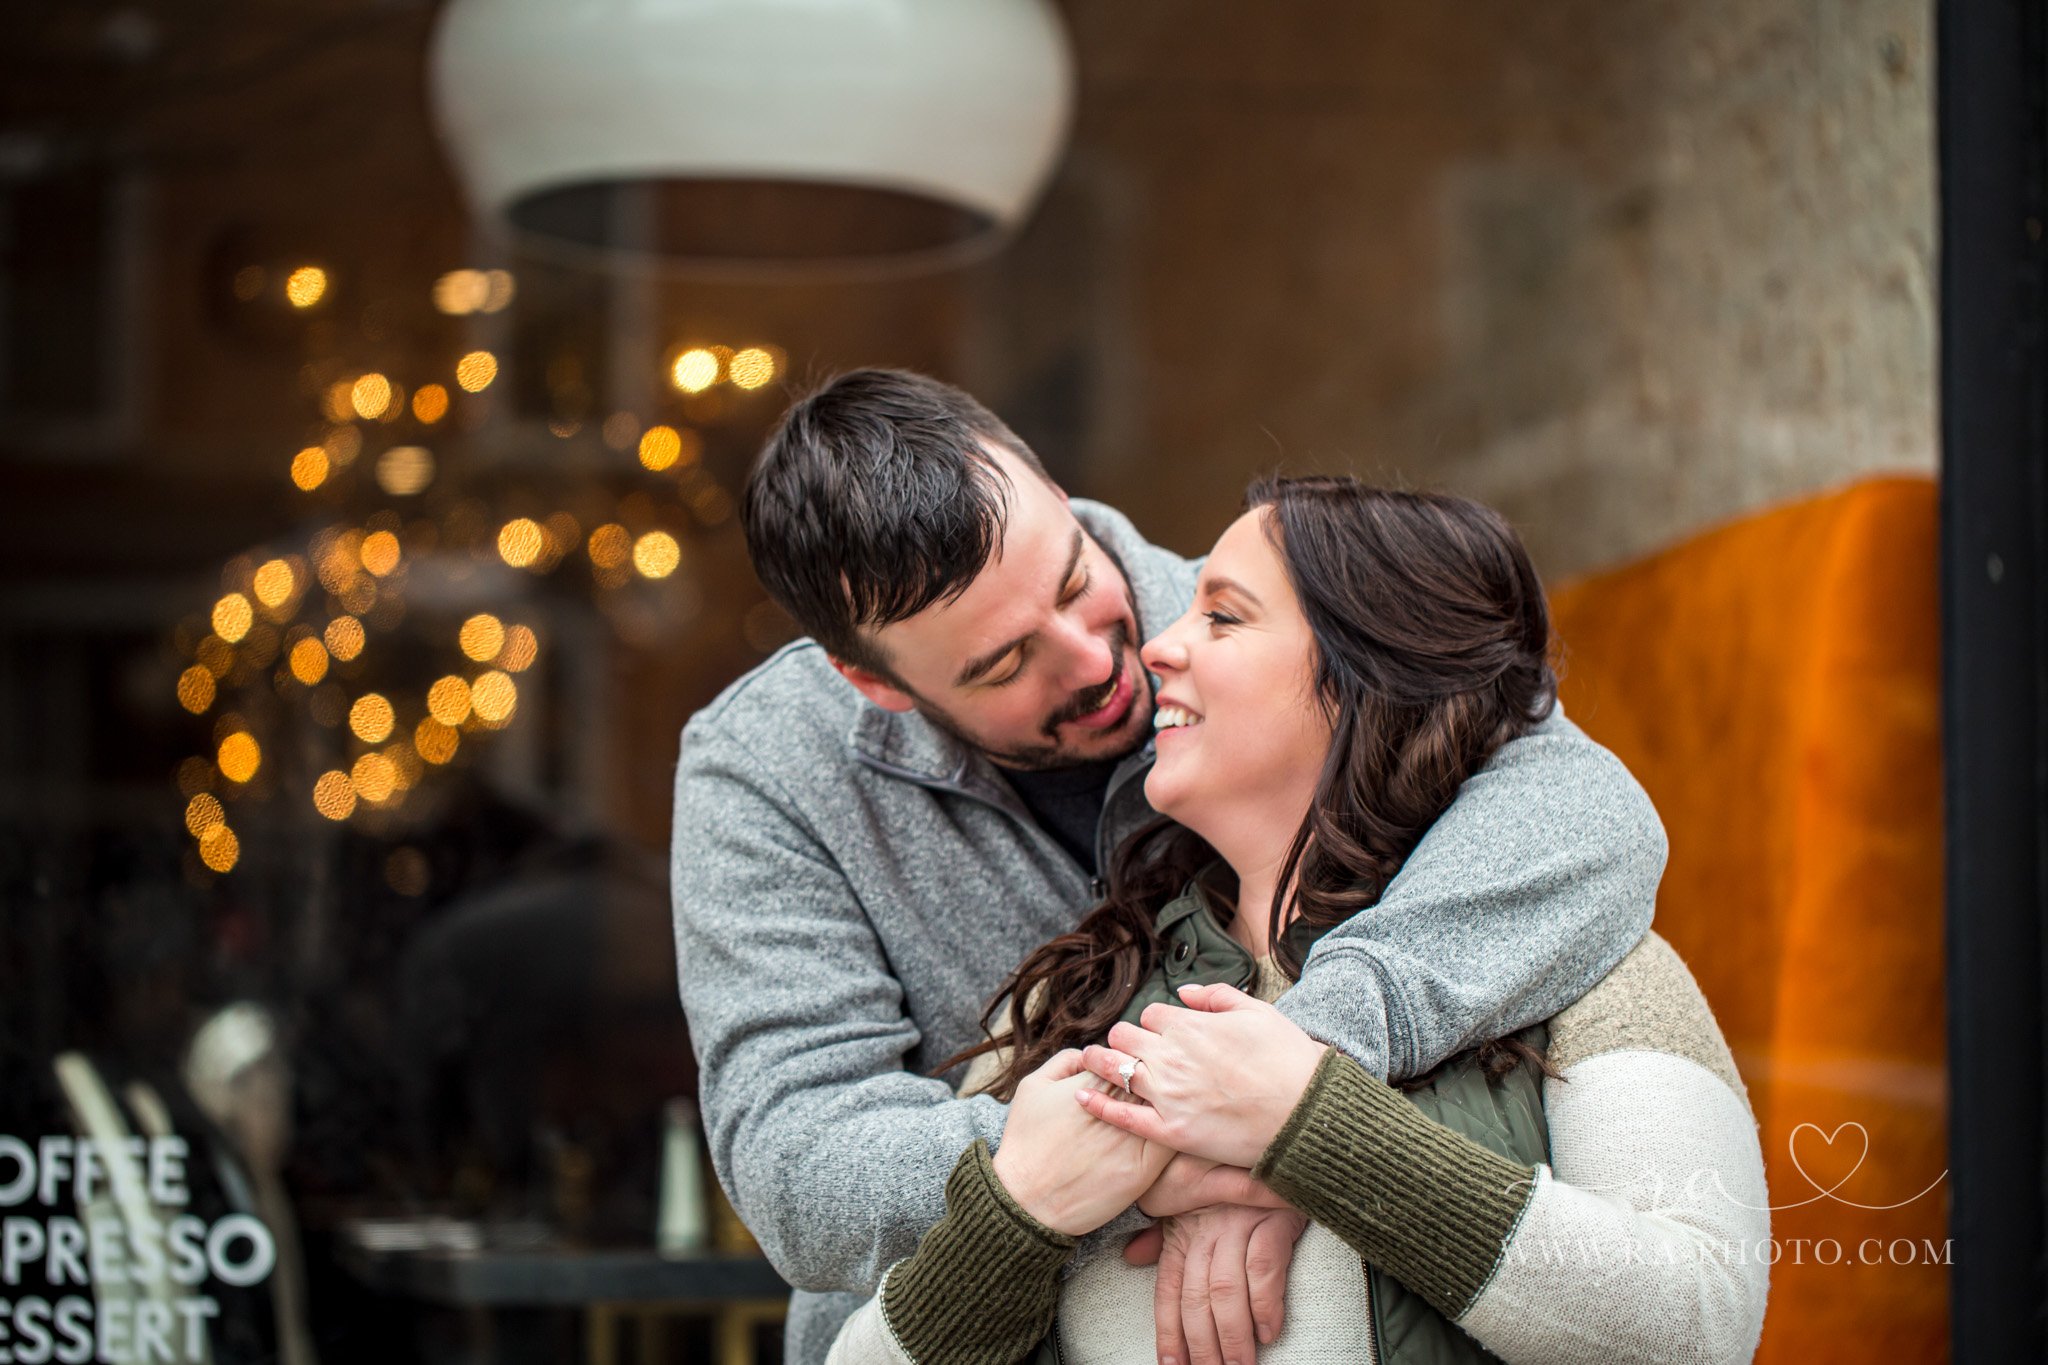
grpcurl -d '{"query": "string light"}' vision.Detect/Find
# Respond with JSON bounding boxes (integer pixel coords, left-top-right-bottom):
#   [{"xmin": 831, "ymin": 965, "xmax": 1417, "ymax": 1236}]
[
  {"xmin": 633, "ymin": 531, "xmax": 681, "ymax": 579},
  {"xmin": 313, "ymin": 771, "xmax": 357, "ymax": 821},
  {"xmin": 285, "ymin": 267, "xmax": 327, "ymax": 309},
  {"xmin": 290, "ymin": 447, "xmax": 329, "ymax": 491},
  {"xmin": 217, "ymin": 733, "xmax": 262, "ymax": 784},
  {"xmin": 177, "ymin": 666, "xmax": 216, "ymax": 714},
  {"xmin": 459, "ymin": 614, "xmax": 505, "ymax": 661},
  {"xmin": 212, "ymin": 595, "xmax": 253, "ymax": 644},
  {"xmin": 456, "ymin": 350, "xmax": 498, "ymax": 393}
]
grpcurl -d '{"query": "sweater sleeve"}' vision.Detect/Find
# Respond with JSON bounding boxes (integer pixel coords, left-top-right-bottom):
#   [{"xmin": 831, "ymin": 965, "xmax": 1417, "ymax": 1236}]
[
  {"xmin": 824, "ymin": 1141, "xmax": 1074, "ymax": 1365},
  {"xmin": 1256, "ymin": 937, "xmax": 1771, "ymax": 1365},
  {"xmin": 1275, "ymin": 705, "xmax": 1665, "ymax": 1081},
  {"xmin": 672, "ymin": 725, "xmax": 1009, "ymax": 1295}
]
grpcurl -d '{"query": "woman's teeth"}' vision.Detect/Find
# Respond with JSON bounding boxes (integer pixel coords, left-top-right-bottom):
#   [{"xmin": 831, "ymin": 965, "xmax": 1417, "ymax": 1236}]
[{"xmin": 1153, "ymin": 705, "xmax": 1203, "ymax": 731}]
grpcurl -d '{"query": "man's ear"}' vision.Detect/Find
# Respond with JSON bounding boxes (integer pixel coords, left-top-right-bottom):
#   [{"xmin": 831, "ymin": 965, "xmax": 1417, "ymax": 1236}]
[{"xmin": 828, "ymin": 657, "xmax": 917, "ymax": 713}]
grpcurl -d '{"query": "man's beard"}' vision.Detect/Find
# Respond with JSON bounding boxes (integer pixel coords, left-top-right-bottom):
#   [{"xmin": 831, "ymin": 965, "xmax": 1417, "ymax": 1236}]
[{"xmin": 911, "ymin": 619, "xmax": 1151, "ymax": 772}]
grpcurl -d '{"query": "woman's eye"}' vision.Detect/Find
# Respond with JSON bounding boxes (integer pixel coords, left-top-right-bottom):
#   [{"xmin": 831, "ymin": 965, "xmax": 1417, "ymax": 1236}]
[{"xmin": 1203, "ymin": 610, "xmax": 1240, "ymax": 629}]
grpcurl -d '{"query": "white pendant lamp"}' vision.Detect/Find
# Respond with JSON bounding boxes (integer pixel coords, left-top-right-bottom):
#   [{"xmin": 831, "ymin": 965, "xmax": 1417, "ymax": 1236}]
[{"xmin": 430, "ymin": 0, "xmax": 1076, "ymax": 272}]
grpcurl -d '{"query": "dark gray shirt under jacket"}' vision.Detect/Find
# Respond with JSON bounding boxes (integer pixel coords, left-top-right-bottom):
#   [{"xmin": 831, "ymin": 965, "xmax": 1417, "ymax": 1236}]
[{"xmin": 669, "ymin": 499, "xmax": 1667, "ymax": 1365}]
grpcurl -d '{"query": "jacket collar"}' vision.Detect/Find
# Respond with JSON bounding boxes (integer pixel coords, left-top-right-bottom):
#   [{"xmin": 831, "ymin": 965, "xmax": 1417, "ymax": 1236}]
[{"xmin": 846, "ymin": 499, "xmax": 1192, "ymax": 794}]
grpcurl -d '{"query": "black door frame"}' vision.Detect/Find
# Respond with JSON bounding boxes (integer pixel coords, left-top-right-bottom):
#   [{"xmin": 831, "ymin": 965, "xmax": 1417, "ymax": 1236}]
[{"xmin": 1939, "ymin": 0, "xmax": 2048, "ymax": 1357}]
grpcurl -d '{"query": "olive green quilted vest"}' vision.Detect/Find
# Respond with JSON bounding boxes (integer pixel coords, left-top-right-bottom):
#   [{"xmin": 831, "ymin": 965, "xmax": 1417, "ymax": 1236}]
[{"xmin": 1035, "ymin": 880, "xmax": 1549, "ymax": 1364}]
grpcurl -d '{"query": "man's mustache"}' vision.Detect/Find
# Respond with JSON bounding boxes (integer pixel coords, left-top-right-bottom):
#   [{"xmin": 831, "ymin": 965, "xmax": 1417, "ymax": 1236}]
[{"xmin": 1044, "ymin": 621, "xmax": 1132, "ymax": 730}]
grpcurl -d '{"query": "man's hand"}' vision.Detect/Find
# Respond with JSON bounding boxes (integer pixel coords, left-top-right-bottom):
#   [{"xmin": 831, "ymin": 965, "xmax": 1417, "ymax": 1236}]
[
  {"xmin": 1139, "ymin": 1153, "xmax": 1290, "ymax": 1219},
  {"xmin": 1138, "ymin": 1205, "xmax": 1308, "ymax": 1365}
]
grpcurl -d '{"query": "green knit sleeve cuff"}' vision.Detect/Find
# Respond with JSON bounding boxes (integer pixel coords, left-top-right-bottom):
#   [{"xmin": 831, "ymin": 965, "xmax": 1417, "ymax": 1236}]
[
  {"xmin": 879, "ymin": 1140, "xmax": 1076, "ymax": 1365},
  {"xmin": 1251, "ymin": 1048, "xmax": 1538, "ymax": 1319}
]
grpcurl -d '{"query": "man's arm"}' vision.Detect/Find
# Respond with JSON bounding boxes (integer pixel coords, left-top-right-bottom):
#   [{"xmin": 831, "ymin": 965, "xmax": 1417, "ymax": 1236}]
[
  {"xmin": 671, "ymin": 723, "xmax": 1007, "ymax": 1294},
  {"xmin": 1276, "ymin": 705, "xmax": 1665, "ymax": 1080}
]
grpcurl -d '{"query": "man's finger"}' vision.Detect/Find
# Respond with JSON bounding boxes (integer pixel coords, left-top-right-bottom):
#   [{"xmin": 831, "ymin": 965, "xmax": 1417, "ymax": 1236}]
[
  {"xmin": 1075, "ymin": 1087, "xmax": 1171, "ymax": 1144},
  {"xmin": 1202, "ymin": 1215, "xmax": 1258, "ymax": 1365},
  {"xmin": 1245, "ymin": 1211, "xmax": 1305, "ymax": 1345},
  {"xmin": 1178, "ymin": 1228, "xmax": 1223, "ymax": 1365},
  {"xmin": 1152, "ymin": 1223, "xmax": 1189, "ymax": 1365}
]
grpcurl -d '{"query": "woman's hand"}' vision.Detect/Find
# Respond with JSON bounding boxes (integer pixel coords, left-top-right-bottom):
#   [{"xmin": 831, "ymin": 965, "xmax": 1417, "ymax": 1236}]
[
  {"xmin": 991, "ymin": 1048, "xmax": 1175, "ymax": 1236},
  {"xmin": 1076, "ymin": 982, "xmax": 1329, "ymax": 1168}
]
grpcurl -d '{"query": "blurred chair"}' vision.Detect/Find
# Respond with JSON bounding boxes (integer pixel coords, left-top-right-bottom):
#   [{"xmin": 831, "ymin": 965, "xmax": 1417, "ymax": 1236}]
[{"xmin": 1550, "ymin": 475, "xmax": 1945, "ymax": 1363}]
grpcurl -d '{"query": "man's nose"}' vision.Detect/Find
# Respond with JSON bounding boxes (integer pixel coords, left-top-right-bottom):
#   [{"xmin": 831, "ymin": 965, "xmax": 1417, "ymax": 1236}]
[{"xmin": 1051, "ymin": 614, "xmax": 1116, "ymax": 690}]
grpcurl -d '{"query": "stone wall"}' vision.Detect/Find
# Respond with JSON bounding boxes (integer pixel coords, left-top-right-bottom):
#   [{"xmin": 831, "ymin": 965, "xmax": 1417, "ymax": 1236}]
[{"xmin": 972, "ymin": 1, "xmax": 1937, "ymax": 577}]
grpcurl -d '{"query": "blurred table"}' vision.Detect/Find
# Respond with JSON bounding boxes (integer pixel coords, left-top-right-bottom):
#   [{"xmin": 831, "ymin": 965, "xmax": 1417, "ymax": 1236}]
[{"xmin": 339, "ymin": 1218, "xmax": 789, "ymax": 1365}]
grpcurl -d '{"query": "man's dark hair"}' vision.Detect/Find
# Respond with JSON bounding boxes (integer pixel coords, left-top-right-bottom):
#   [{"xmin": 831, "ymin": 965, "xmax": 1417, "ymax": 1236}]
[{"xmin": 742, "ymin": 368, "xmax": 1051, "ymax": 674}]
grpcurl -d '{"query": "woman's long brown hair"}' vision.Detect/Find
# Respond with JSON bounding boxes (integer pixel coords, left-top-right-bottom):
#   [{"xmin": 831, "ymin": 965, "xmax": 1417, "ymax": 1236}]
[{"xmin": 945, "ymin": 477, "xmax": 1559, "ymax": 1099}]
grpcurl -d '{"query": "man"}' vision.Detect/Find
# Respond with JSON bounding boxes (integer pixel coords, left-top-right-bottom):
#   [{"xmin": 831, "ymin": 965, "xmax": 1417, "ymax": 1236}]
[{"xmin": 671, "ymin": 369, "xmax": 1665, "ymax": 1364}]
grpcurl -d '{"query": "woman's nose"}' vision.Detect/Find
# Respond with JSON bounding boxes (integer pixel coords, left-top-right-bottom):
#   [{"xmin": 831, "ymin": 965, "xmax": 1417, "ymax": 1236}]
[{"xmin": 1141, "ymin": 618, "xmax": 1189, "ymax": 673}]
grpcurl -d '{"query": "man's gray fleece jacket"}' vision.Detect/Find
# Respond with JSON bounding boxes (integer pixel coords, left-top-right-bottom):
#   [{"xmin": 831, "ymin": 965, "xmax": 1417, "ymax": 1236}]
[{"xmin": 670, "ymin": 499, "xmax": 1665, "ymax": 1365}]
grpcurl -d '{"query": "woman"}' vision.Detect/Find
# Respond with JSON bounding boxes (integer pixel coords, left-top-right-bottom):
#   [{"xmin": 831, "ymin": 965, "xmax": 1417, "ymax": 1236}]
[{"xmin": 828, "ymin": 478, "xmax": 1769, "ymax": 1365}]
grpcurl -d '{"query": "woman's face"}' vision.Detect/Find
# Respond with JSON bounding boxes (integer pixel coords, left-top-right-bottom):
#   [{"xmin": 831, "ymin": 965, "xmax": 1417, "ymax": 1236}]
[{"xmin": 1140, "ymin": 507, "xmax": 1333, "ymax": 858}]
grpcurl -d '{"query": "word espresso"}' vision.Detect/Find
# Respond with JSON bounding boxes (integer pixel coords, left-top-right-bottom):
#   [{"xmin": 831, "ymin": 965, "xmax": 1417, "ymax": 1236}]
[{"xmin": 1, "ymin": 1137, "xmax": 276, "ymax": 1365}]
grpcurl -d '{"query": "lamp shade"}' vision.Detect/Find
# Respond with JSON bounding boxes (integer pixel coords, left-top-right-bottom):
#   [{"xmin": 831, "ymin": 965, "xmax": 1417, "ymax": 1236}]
[{"xmin": 429, "ymin": 0, "xmax": 1076, "ymax": 270}]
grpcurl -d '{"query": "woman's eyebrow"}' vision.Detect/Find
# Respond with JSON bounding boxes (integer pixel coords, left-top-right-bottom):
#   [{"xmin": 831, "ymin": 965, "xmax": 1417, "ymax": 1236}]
[{"xmin": 1198, "ymin": 574, "xmax": 1263, "ymax": 610}]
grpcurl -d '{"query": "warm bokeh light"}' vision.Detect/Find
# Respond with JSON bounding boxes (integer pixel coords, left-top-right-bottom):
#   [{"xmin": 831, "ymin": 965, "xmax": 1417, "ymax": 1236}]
[
  {"xmin": 671, "ymin": 348, "xmax": 718, "ymax": 393},
  {"xmin": 184, "ymin": 793, "xmax": 225, "ymax": 838},
  {"xmin": 376, "ymin": 446, "xmax": 435, "ymax": 496},
  {"xmin": 730, "ymin": 347, "xmax": 776, "ymax": 390},
  {"xmin": 290, "ymin": 446, "xmax": 329, "ymax": 491},
  {"xmin": 638, "ymin": 425, "xmax": 682, "ymax": 471},
  {"xmin": 212, "ymin": 594, "xmax": 253, "ymax": 644},
  {"xmin": 196, "ymin": 636, "xmax": 234, "ymax": 678},
  {"xmin": 414, "ymin": 717, "xmax": 459, "ymax": 765},
  {"xmin": 198, "ymin": 825, "xmax": 240, "ymax": 874},
  {"xmin": 349, "ymin": 693, "xmax": 396, "ymax": 743},
  {"xmin": 325, "ymin": 615, "xmax": 366, "ymax": 661},
  {"xmin": 412, "ymin": 383, "xmax": 450, "ymax": 423},
  {"xmin": 176, "ymin": 666, "xmax": 216, "ymax": 714},
  {"xmin": 253, "ymin": 559, "xmax": 296, "ymax": 609},
  {"xmin": 633, "ymin": 531, "xmax": 681, "ymax": 579},
  {"xmin": 456, "ymin": 350, "xmax": 498, "ymax": 393},
  {"xmin": 602, "ymin": 411, "xmax": 641, "ymax": 450},
  {"xmin": 176, "ymin": 757, "xmax": 214, "ymax": 797},
  {"xmin": 482, "ymin": 270, "xmax": 516, "ymax": 312},
  {"xmin": 587, "ymin": 523, "xmax": 630, "ymax": 569},
  {"xmin": 351, "ymin": 373, "xmax": 394, "ymax": 420},
  {"xmin": 351, "ymin": 752, "xmax": 397, "ymax": 804},
  {"xmin": 289, "ymin": 637, "xmax": 330, "ymax": 685},
  {"xmin": 426, "ymin": 675, "xmax": 473, "ymax": 726},
  {"xmin": 470, "ymin": 671, "xmax": 517, "ymax": 727},
  {"xmin": 360, "ymin": 530, "xmax": 402, "ymax": 577},
  {"xmin": 322, "ymin": 379, "xmax": 358, "ymax": 424},
  {"xmin": 385, "ymin": 742, "xmax": 422, "ymax": 791},
  {"xmin": 433, "ymin": 269, "xmax": 489, "ymax": 315},
  {"xmin": 499, "ymin": 624, "xmax": 538, "ymax": 673},
  {"xmin": 459, "ymin": 613, "xmax": 505, "ymax": 661},
  {"xmin": 323, "ymin": 425, "xmax": 363, "ymax": 465},
  {"xmin": 285, "ymin": 266, "xmax": 327, "ymax": 309},
  {"xmin": 217, "ymin": 732, "xmax": 262, "ymax": 784},
  {"xmin": 313, "ymin": 770, "xmax": 357, "ymax": 821},
  {"xmin": 497, "ymin": 518, "xmax": 545, "ymax": 568}
]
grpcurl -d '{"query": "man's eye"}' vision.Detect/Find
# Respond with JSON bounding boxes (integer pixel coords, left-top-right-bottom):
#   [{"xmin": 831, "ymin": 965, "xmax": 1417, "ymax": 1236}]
[
  {"xmin": 1061, "ymin": 571, "xmax": 1091, "ymax": 605},
  {"xmin": 985, "ymin": 657, "xmax": 1025, "ymax": 688}
]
